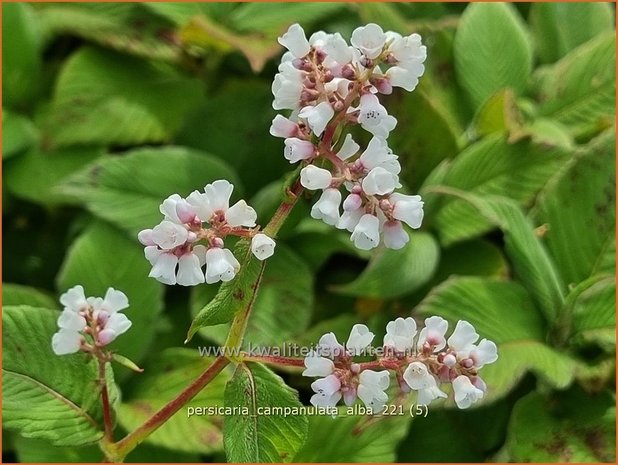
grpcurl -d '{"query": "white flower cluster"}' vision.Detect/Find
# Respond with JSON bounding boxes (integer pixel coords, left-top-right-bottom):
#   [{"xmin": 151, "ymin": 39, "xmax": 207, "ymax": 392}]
[
  {"xmin": 52, "ymin": 285, "xmax": 132, "ymax": 355},
  {"xmin": 138, "ymin": 180, "xmax": 276, "ymax": 286},
  {"xmin": 271, "ymin": 23, "xmax": 426, "ymax": 250},
  {"xmin": 303, "ymin": 317, "xmax": 498, "ymax": 411}
]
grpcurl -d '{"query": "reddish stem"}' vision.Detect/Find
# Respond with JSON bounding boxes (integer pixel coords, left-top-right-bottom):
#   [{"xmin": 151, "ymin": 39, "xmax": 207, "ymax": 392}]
[
  {"xmin": 98, "ymin": 359, "xmax": 114, "ymax": 443},
  {"xmin": 241, "ymin": 354, "xmax": 306, "ymax": 368}
]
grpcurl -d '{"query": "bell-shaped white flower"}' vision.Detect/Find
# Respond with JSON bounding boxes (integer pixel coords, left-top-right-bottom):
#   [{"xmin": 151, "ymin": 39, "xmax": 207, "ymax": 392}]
[
  {"xmin": 100, "ymin": 288, "xmax": 129, "ymax": 314},
  {"xmin": 447, "ymin": 320, "xmax": 479, "ymax": 354},
  {"xmin": 403, "ymin": 361, "xmax": 436, "ymax": 390},
  {"xmin": 272, "ymin": 71, "xmax": 304, "ymax": 110},
  {"xmin": 416, "ymin": 316, "xmax": 448, "ymax": 351},
  {"xmin": 356, "ymin": 94, "xmax": 397, "ymax": 138},
  {"xmin": 251, "ymin": 233, "xmax": 276, "ymax": 261},
  {"xmin": 57, "ymin": 309, "xmax": 87, "ymax": 332},
  {"xmin": 390, "ymin": 193, "xmax": 424, "ymax": 229},
  {"xmin": 278, "ymin": 23, "xmax": 310, "ymax": 59},
  {"xmin": 318, "ymin": 332, "xmax": 345, "ymax": 359},
  {"xmin": 390, "ymin": 33, "xmax": 427, "ymax": 64},
  {"xmin": 350, "ymin": 214, "xmax": 380, "ymax": 250},
  {"xmin": 303, "ymin": 350, "xmax": 335, "ymax": 377},
  {"xmin": 225, "ymin": 200, "xmax": 257, "ymax": 228},
  {"xmin": 204, "ymin": 180, "xmax": 234, "ymax": 213},
  {"xmin": 97, "ymin": 313, "xmax": 132, "ymax": 346},
  {"xmin": 346, "ymin": 323, "xmax": 374, "ymax": 355},
  {"xmin": 384, "ymin": 317, "xmax": 417, "ymax": 352},
  {"xmin": 299, "ymin": 102, "xmax": 334, "ymax": 137},
  {"xmin": 310, "ymin": 374, "xmax": 342, "ymax": 408},
  {"xmin": 270, "ymin": 115, "xmax": 298, "ymax": 138},
  {"xmin": 362, "ymin": 167, "xmax": 400, "ymax": 196},
  {"xmin": 336, "ymin": 134, "xmax": 360, "ymax": 161},
  {"xmin": 324, "ymin": 32, "xmax": 353, "ymax": 63},
  {"xmin": 417, "ymin": 382, "xmax": 448, "ymax": 406},
  {"xmin": 145, "ymin": 247, "xmax": 178, "ymax": 285},
  {"xmin": 311, "ymin": 188, "xmax": 341, "ymax": 226},
  {"xmin": 359, "ymin": 137, "xmax": 400, "ymax": 174},
  {"xmin": 52, "ymin": 328, "xmax": 82, "ymax": 355},
  {"xmin": 383, "ymin": 220, "xmax": 409, "ymax": 250},
  {"xmin": 337, "ymin": 207, "xmax": 363, "ymax": 232},
  {"xmin": 469, "ymin": 339, "xmax": 498, "ymax": 368},
  {"xmin": 176, "ymin": 250, "xmax": 206, "ymax": 287},
  {"xmin": 452, "ymin": 375, "xmax": 484, "ymax": 409},
  {"xmin": 301, "ymin": 165, "xmax": 332, "ymax": 190},
  {"xmin": 386, "ymin": 64, "xmax": 424, "ymax": 92},
  {"xmin": 205, "ymin": 247, "xmax": 240, "ymax": 284},
  {"xmin": 357, "ymin": 370, "xmax": 389, "ymax": 411},
  {"xmin": 59, "ymin": 285, "xmax": 89, "ymax": 312},
  {"xmin": 284, "ymin": 137, "xmax": 315, "ymax": 163},
  {"xmin": 343, "ymin": 193, "xmax": 362, "ymax": 212},
  {"xmin": 151, "ymin": 220, "xmax": 189, "ymax": 250},
  {"xmin": 351, "ymin": 23, "xmax": 386, "ymax": 59},
  {"xmin": 160, "ymin": 194, "xmax": 198, "ymax": 224}
]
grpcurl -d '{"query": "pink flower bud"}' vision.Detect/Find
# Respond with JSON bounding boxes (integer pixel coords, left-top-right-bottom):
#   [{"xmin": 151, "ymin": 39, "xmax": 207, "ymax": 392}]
[
  {"xmin": 97, "ymin": 328, "xmax": 116, "ymax": 346},
  {"xmin": 343, "ymin": 194, "xmax": 363, "ymax": 211},
  {"xmin": 462, "ymin": 358, "xmax": 474, "ymax": 368},
  {"xmin": 138, "ymin": 229, "xmax": 155, "ymax": 246},
  {"xmin": 443, "ymin": 354, "xmax": 457, "ymax": 367},
  {"xmin": 341, "ymin": 64, "xmax": 356, "ymax": 80},
  {"xmin": 372, "ymin": 77, "xmax": 393, "ymax": 95}
]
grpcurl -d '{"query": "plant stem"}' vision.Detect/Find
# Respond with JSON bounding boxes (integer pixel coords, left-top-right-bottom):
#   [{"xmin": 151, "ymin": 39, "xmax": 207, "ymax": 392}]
[
  {"xmin": 98, "ymin": 359, "xmax": 114, "ymax": 443},
  {"xmin": 110, "ymin": 356, "xmax": 230, "ymax": 462},
  {"xmin": 241, "ymin": 353, "xmax": 306, "ymax": 368},
  {"xmin": 263, "ymin": 178, "xmax": 304, "ymax": 238}
]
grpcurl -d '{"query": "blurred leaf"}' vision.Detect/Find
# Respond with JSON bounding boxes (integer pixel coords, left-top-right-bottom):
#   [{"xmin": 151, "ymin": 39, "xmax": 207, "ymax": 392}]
[
  {"xmin": 532, "ymin": 130, "xmax": 616, "ymax": 284},
  {"xmin": 534, "ymin": 33, "xmax": 616, "ymax": 137},
  {"xmin": 469, "ymin": 89, "xmax": 525, "ymax": 141},
  {"xmin": 35, "ymin": 3, "xmax": 180, "ymax": 62},
  {"xmin": 13, "ymin": 436, "xmax": 101, "ymax": 463},
  {"xmin": 187, "ymin": 239, "xmax": 263, "ymax": 342},
  {"xmin": 525, "ymin": 118, "xmax": 575, "ymax": 150},
  {"xmin": 57, "ymin": 222, "xmax": 164, "ymax": 369},
  {"xmin": 454, "ymin": 3, "xmax": 532, "ymax": 108},
  {"xmin": 5, "ymin": 146, "xmax": 103, "ymax": 207},
  {"xmin": 2, "ymin": 306, "xmax": 113, "ymax": 445},
  {"xmin": 224, "ymin": 362, "xmax": 308, "ymax": 462},
  {"xmin": 295, "ymin": 415, "xmax": 409, "ymax": 462},
  {"xmin": 567, "ymin": 275, "xmax": 616, "ymax": 351},
  {"xmin": 118, "ymin": 349, "xmax": 229, "ymax": 454},
  {"xmin": 529, "ymin": 2, "xmax": 614, "ymax": 64},
  {"xmin": 44, "ymin": 47, "xmax": 203, "ymax": 147},
  {"xmin": 2, "ymin": 283, "xmax": 56, "ymax": 309},
  {"xmin": 177, "ymin": 80, "xmax": 289, "ymax": 195},
  {"xmin": 358, "ymin": 3, "xmax": 408, "ymax": 32},
  {"xmin": 144, "ymin": 2, "xmax": 237, "ymax": 25},
  {"xmin": 59, "ymin": 146, "xmax": 239, "ymax": 237},
  {"xmin": 2, "ymin": 110, "xmax": 38, "ymax": 159},
  {"xmin": 191, "ymin": 244, "xmax": 314, "ymax": 347},
  {"xmin": 250, "ymin": 181, "xmax": 310, "ymax": 239},
  {"xmin": 433, "ymin": 239, "xmax": 508, "ymax": 281},
  {"xmin": 433, "ymin": 135, "xmax": 568, "ymax": 245},
  {"xmin": 3, "ymin": 3, "xmax": 42, "ymax": 109},
  {"xmin": 438, "ymin": 191, "xmax": 565, "ymax": 321},
  {"xmin": 334, "ymin": 232, "xmax": 440, "ymax": 299},
  {"xmin": 508, "ymin": 391, "xmax": 615, "ymax": 462}
]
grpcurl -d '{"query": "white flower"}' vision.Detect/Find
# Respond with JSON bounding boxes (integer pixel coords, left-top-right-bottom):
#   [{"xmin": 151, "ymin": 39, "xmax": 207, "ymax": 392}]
[
  {"xmin": 59, "ymin": 285, "xmax": 89, "ymax": 312},
  {"xmin": 417, "ymin": 316, "xmax": 448, "ymax": 351},
  {"xmin": 270, "ymin": 114, "xmax": 298, "ymax": 138},
  {"xmin": 447, "ymin": 320, "xmax": 479, "ymax": 354},
  {"xmin": 384, "ymin": 317, "xmax": 416, "ymax": 352},
  {"xmin": 299, "ymin": 102, "xmax": 334, "ymax": 137},
  {"xmin": 383, "ymin": 221, "xmax": 409, "ymax": 250},
  {"xmin": 52, "ymin": 328, "xmax": 82, "ymax": 355},
  {"xmin": 351, "ymin": 23, "xmax": 386, "ymax": 59},
  {"xmin": 359, "ymin": 137, "xmax": 400, "ymax": 174},
  {"xmin": 145, "ymin": 247, "xmax": 178, "ymax": 285},
  {"xmin": 284, "ymin": 137, "xmax": 315, "ymax": 163},
  {"xmin": 205, "ymin": 247, "xmax": 240, "ymax": 284},
  {"xmin": 317, "ymin": 332, "xmax": 345, "ymax": 358},
  {"xmin": 152, "ymin": 220, "xmax": 189, "ymax": 250},
  {"xmin": 310, "ymin": 374, "xmax": 342, "ymax": 408},
  {"xmin": 403, "ymin": 361, "xmax": 435, "ymax": 390},
  {"xmin": 278, "ymin": 23, "xmax": 310, "ymax": 59},
  {"xmin": 251, "ymin": 233, "xmax": 276, "ymax": 261},
  {"xmin": 324, "ymin": 32, "xmax": 353, "ymax": 63},
  {"xmin": 346, "ymin": 323, "xmax": 374, "ymax": 355},
  {"xmin": 225, "ymin": 200, "xmax": 257, "ymax": 228},
  {"xmin": 357, "ymin": 370, "xmax": 389, "ymax": 411},
  {"xmin": 350, "ymin": 214, "xmax": 380, "ymax": 250},
  {"xmin": 300, "ymin": 165, "xmax": 332, "ymax": 190},
  {"xmin": 272, "ymin": 63, "xmax": 304, "ymax": 110},
  {"xmin": 361, "ymin": 167, "xmax": 400, "ymax": 196},
  {"xmin": 389, "ymin": 33, "xmax": 427, "ymax": 64},
  {"xmin": 186, "ymin": 180, "xmax": 235, "ymax": 220},
  {"xmin": 311, "ymin": 188, "xmax": 341, "ymax": 225},
  {"xmin": 390, "ymin": 193, "xmax": 424, "ymax": 229},
  {"xmin": 342, "ymin": 193, "xmax": 362, "ymax": 211},
  {"xmin": 336, "ymin": 134, "xmax": 360, "ymax": 160},
  {"xmin": 337, "ymin": 207, "xmax": 363, "ymax": 232},
  {"xmin": 97, "ymin": 313, "xmax": 132, "ymax": 346},
  {"xmin": 386, "ymin": 33, "xmax": 426, "ymax": 92},
  {"xmin": 176, "ymin": 247, "xmax": 207, "ymax": 286},
  {"xmin": 386, "ymin": 65, "xmax": 424, "ymax": 92},
  {"xmin": 356, "ymin": 94, "xmax": 397, "ymax": 138},
  {"xmin": 452, "ymin": 375, "xmax": 484, "ymax": 409},
  {"xmin": 160, "ymin": 193, "xmax": 197, "ymax": 224},
  {"xmin": 469, "ymin": 339, "xmax": 498, "ymax": 368},
  {"xmin": 303, "ymin": 350, "xmax": 335, "ymax": 377},
  {"xmin": 417, "ymin": 382, "xmax": 447, "ymax": 406}
]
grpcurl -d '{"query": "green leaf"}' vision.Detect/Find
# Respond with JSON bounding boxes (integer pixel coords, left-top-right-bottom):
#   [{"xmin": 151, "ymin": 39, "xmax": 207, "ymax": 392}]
[
  {"xmin": 191, "ymin": 244, "xmax": 314, "ymax": 347},
  {"xmin": 433, "ymin": 239, "xmax": 508, "ymax": 281},
  {"xmin": 334, "ymin": 231, "xmax": 440, "ymax": 299},
  {"xmin": 454, "ymin": 3, "xmax": 532, "ymax": 108},
  {"xmin": 432, "ymin": 134, "xmax": 568, "ymax": 245},
  {"xmin": 144, "ymin": 2, "xmax": 237, "ymax": 25},
  {"xmin": 58, "ymin": 146, "xmax": 239, "ymax": 237},
  {"xmin": 436, "ymin": 191, "xmax": 565, "ymax": 320},
  {"xmin": 13, "ymin": 436, "xmax": 102, "ymax": 463},
  {"xmin": 223, "ymin": 362, "xmax": 308, "ymax": 462},
  {"xmin": 2, "ymin": 283, "xmax": 57, "ymax": 309},
  {"xmin": 469, "ymin": 89, "xmax": 525, "ymax": 141},
  {"xmin": 2, "ymin": 3, "xmax": 42, "ymax": 109},
  {"xmin": 529, "ymin": 2, "xmax": 614, "ymax": 64},
  {"xmin": 534, "ymin": 33, "xmax": 616, "ymax": 137},
  {"xmin": 358, "ymin": 2, "xmax": 408, "ymax": 33},
  {"xmin": 43, "ymin": 47, "xmax": 203, "ymax": 147},
  {"xmin": 2, "ymin": 109, "xmax": 38, "ymax": 159},
  {"xmin": 2, "ymin": 306, "xmax": 111, "ymax": 445},
  {"xmin": 295, "ymin": 415, "xmax": 409, "ymax": 462},
  {"xmin": 187, "ymin": 239, "xmax": 263, "ymax": 341},
  {"xmin": 532, "ymin": 130, "xmax": 616, "ymax": 284},
  {"xmin": 5, "ymin": 146, "xmax": 103, "ymax": 206},
  {"xmin": 118, "ymin": 349, "xmax": 229, "ymax": 454},
  {"xmin": 57, "ymin": 221, "xmax": 164, "ymax": 369},
  {"xmin": 508, "ymin": 390, "xmax": 615, "ymax": 462}
]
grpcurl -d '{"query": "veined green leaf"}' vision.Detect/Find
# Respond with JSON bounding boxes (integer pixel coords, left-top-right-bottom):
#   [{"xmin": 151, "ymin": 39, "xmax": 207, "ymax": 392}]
[
  {"xmin": 2, "ymin": 283, "xmax": 57, "ymax": 309},
  {"xmin": 2, "ymin": 109, "xmax": 38, "ymax": 159}
]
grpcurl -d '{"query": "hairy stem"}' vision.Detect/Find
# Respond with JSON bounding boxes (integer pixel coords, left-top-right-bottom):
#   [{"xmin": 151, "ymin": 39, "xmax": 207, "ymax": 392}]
[
  {"xmin": 98, "ymin": 359, "xmax": 114, "ymax": 443},
  {"xmin": 263, "ymin": 178, "xmax": 305, "ymax": 238},
  {"xmin": 241, "ymin": 353, "xmax": 306, "ymax": 368}
]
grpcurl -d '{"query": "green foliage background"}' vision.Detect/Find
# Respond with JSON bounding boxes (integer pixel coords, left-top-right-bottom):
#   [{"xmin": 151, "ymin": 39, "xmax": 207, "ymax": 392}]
[{"xmin": 2, "ymin": 2, "xmax": 616, "ymax": 463}]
